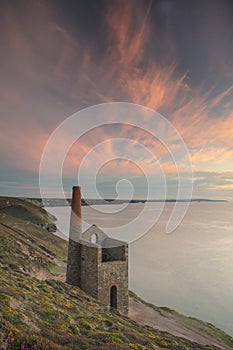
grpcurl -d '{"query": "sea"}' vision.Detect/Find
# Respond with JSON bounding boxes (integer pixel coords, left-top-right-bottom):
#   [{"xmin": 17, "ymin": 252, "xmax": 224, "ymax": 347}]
[{"xmin": 46, "ymin": 202, "xmax": 233, "ymax": 336}]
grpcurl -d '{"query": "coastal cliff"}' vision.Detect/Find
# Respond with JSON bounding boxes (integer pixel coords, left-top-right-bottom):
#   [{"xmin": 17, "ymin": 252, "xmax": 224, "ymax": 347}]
[{"xmin": 0, "ymin": 197, "xmax": 232, "ymax": 350}]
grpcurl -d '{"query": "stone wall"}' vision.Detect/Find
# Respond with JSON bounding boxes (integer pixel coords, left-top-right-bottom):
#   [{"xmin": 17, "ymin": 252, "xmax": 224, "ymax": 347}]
[
  {"xmin": 66, "ymin": 240, "xmax": 82, "ymax": 287},
  {"xmin": 98, "ymin": 245, "xmax": 128, "ymax": 315},
  {"xmin": 82, "ymin": 224, "xmax": 107, "ymax": 243},
  {"xmin": 66, "ymin": 225, "xmax": 129, "ymax": 315},
  {"xmin": 80, "ymin": 244, "xmax": 99, "ymax": 299}
]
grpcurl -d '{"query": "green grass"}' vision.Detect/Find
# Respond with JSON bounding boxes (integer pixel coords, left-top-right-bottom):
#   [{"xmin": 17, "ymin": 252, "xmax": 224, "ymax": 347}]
[
  {"xmin": 0, "ymin": 197, "xmax": 232, "ymax": 349},
  {"xmin": 0, "ymin": 271, "xmax": 222, "ymax": 349},
  {"xmin": 0, "ymin": 197, "xmax": 49, "ymax": 223}
]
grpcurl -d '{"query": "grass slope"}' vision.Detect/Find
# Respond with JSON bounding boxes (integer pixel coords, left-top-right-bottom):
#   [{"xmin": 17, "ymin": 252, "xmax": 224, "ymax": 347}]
[
  {"xmin": 0, "ymin": 197, "xmax": 232, "ymax": 349},
  {"xmin": 0, "ymin": 197, "xmax": 50, "ymax": 224}
]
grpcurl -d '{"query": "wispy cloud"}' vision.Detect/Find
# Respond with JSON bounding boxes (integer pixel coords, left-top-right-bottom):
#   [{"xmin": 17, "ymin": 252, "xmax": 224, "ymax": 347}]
[{"xmin": 0, "ymin": 0, "xmax": 232, "ymax": 198}]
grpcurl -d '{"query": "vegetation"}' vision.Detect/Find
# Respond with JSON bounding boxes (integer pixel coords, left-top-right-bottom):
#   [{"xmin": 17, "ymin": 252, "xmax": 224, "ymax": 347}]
[{"xmin": 0, "ymin": 197, "xmax": 232, "ymax": 349}]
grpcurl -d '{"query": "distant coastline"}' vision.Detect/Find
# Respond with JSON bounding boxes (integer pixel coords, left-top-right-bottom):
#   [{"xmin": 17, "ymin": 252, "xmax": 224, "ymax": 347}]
[{"xmin": 22, "ymin": 197, "xmax": 227, "ymax": 207}]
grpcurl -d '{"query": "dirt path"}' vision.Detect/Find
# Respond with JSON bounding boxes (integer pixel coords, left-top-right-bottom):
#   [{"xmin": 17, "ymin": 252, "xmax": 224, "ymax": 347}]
[{"xmin": 129, "ymin": 297, "xmax": 229, "ymax": 350}]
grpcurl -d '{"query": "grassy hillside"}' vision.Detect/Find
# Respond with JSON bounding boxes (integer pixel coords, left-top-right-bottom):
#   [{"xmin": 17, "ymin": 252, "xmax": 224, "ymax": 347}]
[
  {"xmin": 0, "ymin": 197, "xmax": 232, "ymax": 349},
  {"xmin": 0, "ymin": 197, "xmax": 57, "ymax": 231}
]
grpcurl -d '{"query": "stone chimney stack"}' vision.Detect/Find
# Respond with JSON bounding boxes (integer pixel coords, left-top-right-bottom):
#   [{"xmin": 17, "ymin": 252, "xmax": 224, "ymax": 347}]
[
  {"xmin": 69, "ymin": 186, "xmax": 82, "ymax": 242},
  {"xmin": 66, "ymin": 186, "xmax": 82, "ymax": 286}
]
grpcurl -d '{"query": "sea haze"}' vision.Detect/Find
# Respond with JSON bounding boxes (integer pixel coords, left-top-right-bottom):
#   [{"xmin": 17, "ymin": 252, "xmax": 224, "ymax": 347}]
[{"xmin": 46, "ymin": 202, "xmax": 233, "ymax": 336}]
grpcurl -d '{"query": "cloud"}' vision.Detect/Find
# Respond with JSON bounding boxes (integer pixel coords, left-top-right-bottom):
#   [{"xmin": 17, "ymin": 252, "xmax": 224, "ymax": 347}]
[
  {"xmin": 106, "ymin": 0, "xmax": 151, "ymax": 68},
  {"xmin": 0, "ymin": 0, "xmax": 232, "ymax": 199}
]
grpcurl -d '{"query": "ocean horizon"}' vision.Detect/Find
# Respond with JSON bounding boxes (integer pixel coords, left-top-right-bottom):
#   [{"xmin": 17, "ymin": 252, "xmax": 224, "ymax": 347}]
[{"xmin": 46, "ymin": 201, "xmax": 233, "ymax": 336}]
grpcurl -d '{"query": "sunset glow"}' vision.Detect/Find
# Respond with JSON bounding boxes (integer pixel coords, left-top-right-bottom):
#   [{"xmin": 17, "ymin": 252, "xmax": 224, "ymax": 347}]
[{"xmin": 0, "ymin": 0, "xmax": 232, "ymax": 199}]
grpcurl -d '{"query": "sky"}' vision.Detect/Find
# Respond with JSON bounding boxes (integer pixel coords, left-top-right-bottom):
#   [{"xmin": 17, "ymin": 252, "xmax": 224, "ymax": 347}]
[{"xmin": 0, "ymin": 0, "xmax": 233, "ymax": 200}]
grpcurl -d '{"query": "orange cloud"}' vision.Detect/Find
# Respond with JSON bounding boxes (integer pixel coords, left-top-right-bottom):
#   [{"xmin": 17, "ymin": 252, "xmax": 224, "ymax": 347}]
[
  {"xmin": 106, "ymin": 1, "xmax": 147, "ymax": 65},
  {"xmin": 1, "ymin": 0, "xmax": 233, "ymax": 191}
]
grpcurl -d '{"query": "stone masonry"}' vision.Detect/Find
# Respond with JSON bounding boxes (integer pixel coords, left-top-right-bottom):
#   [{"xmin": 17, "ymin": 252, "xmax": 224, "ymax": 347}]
[{"xmin": 66, "ymin": 186, "xmax": 128, "ymax": 315}]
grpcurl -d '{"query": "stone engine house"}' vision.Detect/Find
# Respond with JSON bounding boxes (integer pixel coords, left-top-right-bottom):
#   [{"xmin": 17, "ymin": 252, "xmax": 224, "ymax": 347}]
[{"xmin": 66, "ymin": 186, "xmax": 128, "ymax": 315}]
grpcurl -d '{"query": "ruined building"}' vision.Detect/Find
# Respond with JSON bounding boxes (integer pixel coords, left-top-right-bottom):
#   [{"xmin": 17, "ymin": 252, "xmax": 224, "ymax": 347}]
[{"xmin": 66, "ymin": 186, "xmax": 128, "ymax": 315}]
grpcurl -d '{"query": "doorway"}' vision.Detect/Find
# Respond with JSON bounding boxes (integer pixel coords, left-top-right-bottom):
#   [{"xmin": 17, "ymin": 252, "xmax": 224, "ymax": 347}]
[{"xmin": 110, "ymin": 285, "xmax": 117, "ymax": 309}]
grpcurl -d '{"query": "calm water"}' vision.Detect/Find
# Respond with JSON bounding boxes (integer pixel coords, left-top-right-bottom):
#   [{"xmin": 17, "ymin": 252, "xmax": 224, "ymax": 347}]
[{"xmin": 46, "ymin": 202, "xmax": 233, "ymax": 336}]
